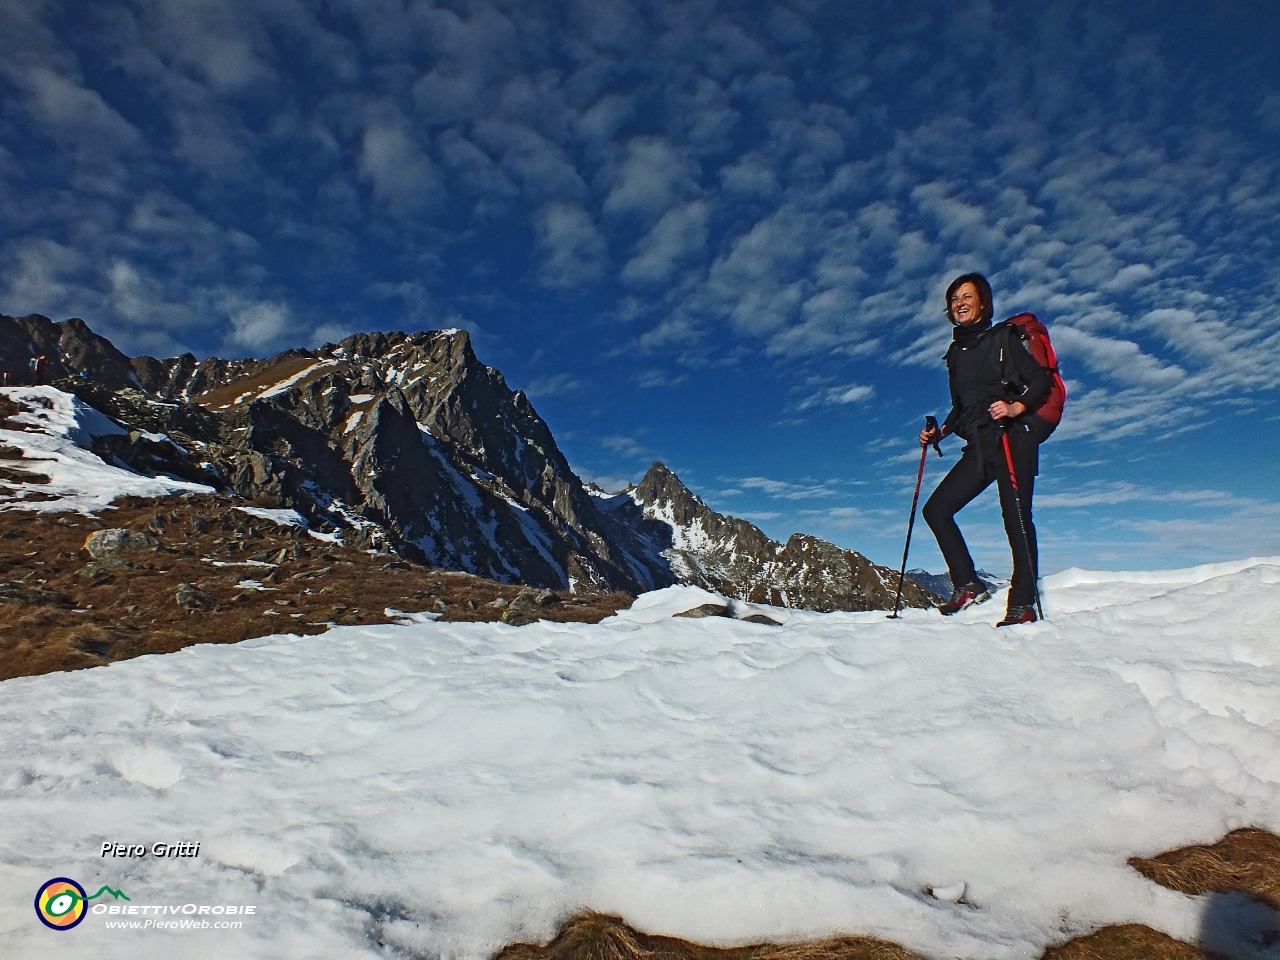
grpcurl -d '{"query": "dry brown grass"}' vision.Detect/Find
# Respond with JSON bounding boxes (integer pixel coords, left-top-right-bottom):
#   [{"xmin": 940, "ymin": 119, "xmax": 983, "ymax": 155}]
[
  {"xmin": 497, "ymin": 913, "xmax": 1210, "ymax": 960},
  {"xmin": 0, "ymin": 492, "xmax": 633, "ymax": 681},
  {"xmin": 1040, "ymin": 924, "xmax": 1207, "ymax": 960},
  {"xmin": 496, "ymin": 913, "xmax": 924, "ymax": 960},
  {"xmin": 192, "ymin": 354, "xmax": 321, "ymax": 409},
  {"xmin": 496, "ymin": 914, "xmax": 1211, "ymax": 960},
  {"xmin": 1130, "ymin": 827, "xmax": 1280, "ymax": 911}
]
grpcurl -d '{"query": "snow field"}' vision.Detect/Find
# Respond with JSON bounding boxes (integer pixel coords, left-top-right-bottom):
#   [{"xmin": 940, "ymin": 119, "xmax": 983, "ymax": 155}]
[
  {"xmin": 0, "ymin": 386, "xmax": 214, "ymax": 511},
  {"xmin": 1, "ymin": 565, "xmax": 1278, "ymax": 960}
]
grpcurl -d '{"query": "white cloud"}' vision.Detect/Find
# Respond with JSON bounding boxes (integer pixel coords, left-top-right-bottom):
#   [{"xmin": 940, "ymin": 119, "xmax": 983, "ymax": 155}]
[
  {"xmin": 473, "ymin": 119, "xmax": 588, "ymax": 201},
  {"xmin": 222, "ymin": 298, "xmax": 296, "ymax": 356},
  {"xmin": 16, "ymin": 66, "xmax": 141, "ymax": 153},
  {"xmin": 796, "ymin": 382, "xmax": 875, "ymax": 410},
  {"xmin": 126, "ymin": 191, "xmax": 258, "ymax": 264},
  {"xmin": 622, "ymin": 201, "xmax": 710, "ymax": 284},
  {"xmin": 1050, "ymin": 324, "xmax": 1186, "ymax": 389},
  {"xmin": 1037, "ymin": 481, "xmax": 1149, "ymax": 509},
  {"xmin": 411, "ymin": 63, "xmax": 486, "ymax": 126},
  {"xmin": 576, "ymin": 94, "xmax": 633, "ymax": 145},
  {"xmin": 0, "ymin": 239, "xmax": 93, "ymax": 319},
  {"xmin": 536, "ymin": 202, "xmax": 607, "ymax": 288},
  {"xmin": 603, "ymin": 137, "xmax": 699, "ymax": 221},
  {"xmin": 139, "ymin": 0, "xmax": 276, "ymax": 93},
  {"xmin": 1036, "ymin": 480, "xmax": 1250, "ymax": 510},
  {"xmin": 601, "ymin": 435, "xmax": 647, "ymax": 458},
  {"xmin": 359, "ymin": 123, "xmax": 443, "ymax": 209},
  {"xmin": 109, "ymin": 260, "xmax": 160, "ymax": 321},
  {"xmin": 1119, "ymin": 505, "xmax": 1280, "ymax": 561},
  {"xmin": 634, "ymin": 369, "xmax": 688, "ymax": 389},
  {"xmin": 699, "ymin": 205, "xmax": 809, "ymax": 337},
  {"xmin": 170, "ymin": 109, "xmax": 252, "ymax": 176},
  {"xmin": 719, "ymin": 156, "xmax": 780, "ymax": 196},
  {"xmin": 1259, "ymin": 92, "xmax": 1280, "ymax": 133},
  {"xmin": 310, "ymin": 320, "xmax": 361, "ymax": 348},
  {"xmin": 1101, "ymin": 262, "xmax": 1154, "ymax": 293},
  {"xmin": 438, "ymin": 130, "xmax": 518, "ymax": 200},
  {"xmin": 1141, "ymin": 308, "xmax": 1280, "ymax": 395},
  {"xmin": 911, "ymin": 181, "xmax": 1000, "ymax": 253},
  {"xmin": 794, "ymin": 505, "xmax": 886, "ymax": 537},
  {"xmin": 1048, "ymin": 382, "xmax": 1188, "ymax": 443},
  {"xmin": 735, "ymin": 476, "xmax": 843, "ymax": 500},
  {"xmin": 366, "ymin": 280, "xmax": 436, "ymax": 323},
  {"xmin": 524, "ymin": 373, "xmax": 582, "ymax": 397}
]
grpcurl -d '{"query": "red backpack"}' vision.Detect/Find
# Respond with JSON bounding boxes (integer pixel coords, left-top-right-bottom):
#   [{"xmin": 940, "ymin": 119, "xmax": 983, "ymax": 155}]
[{"xmin": 998, "ymin": 313, "xmax": 1067, "ymax": 427}]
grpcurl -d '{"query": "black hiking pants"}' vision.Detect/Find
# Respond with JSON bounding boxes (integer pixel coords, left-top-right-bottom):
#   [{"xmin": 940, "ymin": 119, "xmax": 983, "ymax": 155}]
[{"xmin": 922, "ymin": 420, "xmax": 1043, "ymax": 608}]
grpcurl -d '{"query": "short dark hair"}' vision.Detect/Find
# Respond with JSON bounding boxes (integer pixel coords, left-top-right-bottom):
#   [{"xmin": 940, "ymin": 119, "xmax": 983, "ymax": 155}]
[{"xmin": 944, "ymin": 273, "xmax": 993, "ymax": 324}]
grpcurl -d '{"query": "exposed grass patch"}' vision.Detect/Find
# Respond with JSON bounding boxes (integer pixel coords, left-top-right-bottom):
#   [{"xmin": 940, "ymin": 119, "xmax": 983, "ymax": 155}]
[
  {"xmin": 193, "ymin": 354, "xmax": 323, "ymax": 409},
  {"xmin": 496, "ymin": 913, "xmax": 925, "ymax": 960},
  {"xmin": 1040, "ymin": 924, "xmax": 1206, "ymax": 960},
  {"xmin": 1130, "ymin": 827, "xmax": 1280, "ymax": 910},
  {"xmin": 0, "ymin": 492, "xmax": 633, "ymax": 681}
]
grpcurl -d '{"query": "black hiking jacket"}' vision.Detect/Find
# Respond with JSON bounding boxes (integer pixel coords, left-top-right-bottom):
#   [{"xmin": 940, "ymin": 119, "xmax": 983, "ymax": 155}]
[{"xmin": 942, "ymin": 320, "xmax": 1053, "ymax": 471}]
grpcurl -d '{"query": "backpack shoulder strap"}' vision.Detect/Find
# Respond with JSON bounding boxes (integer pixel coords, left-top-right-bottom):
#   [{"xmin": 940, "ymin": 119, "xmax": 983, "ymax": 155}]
[{"xmin": 990, "ymin": 319, "xmax": 1012, "ymax": 365}]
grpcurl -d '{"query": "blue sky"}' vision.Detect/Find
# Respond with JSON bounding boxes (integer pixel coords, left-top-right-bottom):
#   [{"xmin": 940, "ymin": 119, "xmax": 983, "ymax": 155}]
[{"xmin": 2, "ymin": 0, "xmax": 1278, "ymax": 576}]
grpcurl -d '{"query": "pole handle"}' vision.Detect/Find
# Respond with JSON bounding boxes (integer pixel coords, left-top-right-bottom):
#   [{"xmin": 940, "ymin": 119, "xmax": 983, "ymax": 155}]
[{"xmin": 924, "ymin": 415, "xmax": 942, "ymax": 457}]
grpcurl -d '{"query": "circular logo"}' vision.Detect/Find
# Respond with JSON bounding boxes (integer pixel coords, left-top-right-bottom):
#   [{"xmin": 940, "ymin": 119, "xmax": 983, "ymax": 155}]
[{"xmin": 35, "ymin": 878, "xmax": 88, "ymax": 931}]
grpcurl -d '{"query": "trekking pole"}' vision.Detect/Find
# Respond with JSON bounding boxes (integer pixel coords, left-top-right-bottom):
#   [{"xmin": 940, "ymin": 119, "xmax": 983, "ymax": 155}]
[
  {"xmin": 890, "ymin": 416, "xmax": 941, "ymax": 619},
  {"xmin": 1000, "ymin": 428, "xmax": 1044, "ymax": 621}
]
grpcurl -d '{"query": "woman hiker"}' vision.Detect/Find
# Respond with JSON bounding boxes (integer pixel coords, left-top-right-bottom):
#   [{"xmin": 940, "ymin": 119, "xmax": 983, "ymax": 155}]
[{"xmin": 918, "ymin": 273, "xmax": 1053, "ymax": 626}]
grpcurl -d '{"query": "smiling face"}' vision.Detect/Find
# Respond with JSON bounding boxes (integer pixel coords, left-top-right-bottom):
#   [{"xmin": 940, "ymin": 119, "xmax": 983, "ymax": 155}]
[{"xmin": 949, "ymin": 282, "xmax": 984, "ymax": 325}]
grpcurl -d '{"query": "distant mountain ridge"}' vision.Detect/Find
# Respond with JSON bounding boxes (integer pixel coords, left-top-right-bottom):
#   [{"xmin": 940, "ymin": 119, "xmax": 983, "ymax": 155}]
[
  {"xmin": 906, "ymin": 568, "xmax": 1004, "ymax": 598},
  {"xmin": 0, "ymin": 312, "xmax": 935, "ymax": 611},
  {"xmin": 618, "ymin": 462, "xmax": 935, "ymax": 612}
]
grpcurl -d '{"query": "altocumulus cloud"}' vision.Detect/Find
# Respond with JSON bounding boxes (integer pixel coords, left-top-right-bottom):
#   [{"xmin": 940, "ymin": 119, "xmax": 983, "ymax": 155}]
[
  {"xmin": 359, "ymin": 122, "xmax": 444, "ymax": 211},
  {"xmin": 1, "ymin": 0, "xmax": 1278, "ymax": 574},
  {"xmin": 797, "ymin": 382, "xmax": 876, "ymax": 411},
  {"xmin": 537, "ymin": 203, "xmax": 607, "ymax": 288},
  {"xmin": 1, "ymin": 0, "xmax": 1276, "ymax": 411}
]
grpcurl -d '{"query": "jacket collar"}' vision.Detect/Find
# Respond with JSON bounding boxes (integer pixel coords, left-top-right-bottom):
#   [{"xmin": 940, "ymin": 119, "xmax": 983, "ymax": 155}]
[{"xmin": 952, "ymin": 317, "xmax": 992, "ymax": 347}]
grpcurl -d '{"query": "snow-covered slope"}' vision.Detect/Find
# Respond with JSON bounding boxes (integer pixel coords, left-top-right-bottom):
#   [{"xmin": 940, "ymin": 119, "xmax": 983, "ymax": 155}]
[
  {"xmin": 2, "ymin": 560, "xmax": 1277, "ymax": 958},
  {"xmin": 0, "ymin": 386, "xmax": 214, "ymax": 510}
]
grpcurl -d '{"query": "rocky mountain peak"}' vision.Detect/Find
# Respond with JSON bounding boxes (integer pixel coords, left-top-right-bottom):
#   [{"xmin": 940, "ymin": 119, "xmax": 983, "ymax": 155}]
[
  {"xmin": 1, "ymin": 313, "xmax": 934, "ymax": 611},
  {"xmin": 634, "ymin": 461, "xmax": 777, "ymax": 559},
  {"xmin": 633, "ymin": 461, "xmax": 708, "ymax": 521}
]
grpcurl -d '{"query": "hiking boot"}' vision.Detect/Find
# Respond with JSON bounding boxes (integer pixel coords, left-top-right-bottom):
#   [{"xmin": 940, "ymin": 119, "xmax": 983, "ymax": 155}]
[
  {"xmin": 938, "ymin": 579, "xmax": 991, "ymax": 615},
  {"xmin": 997, "ymin": 605, "xmax": 1037, "ymax": 627}
]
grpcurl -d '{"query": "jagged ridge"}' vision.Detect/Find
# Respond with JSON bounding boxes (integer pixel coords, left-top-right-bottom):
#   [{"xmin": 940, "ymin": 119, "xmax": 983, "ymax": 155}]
[
  {"xmin": 606, "ymin": 461, "xmax": 936, "ymax": 612},
  {"xmin": 1, "ymin": 312, "xmax": 934, "ymax": 610}
]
